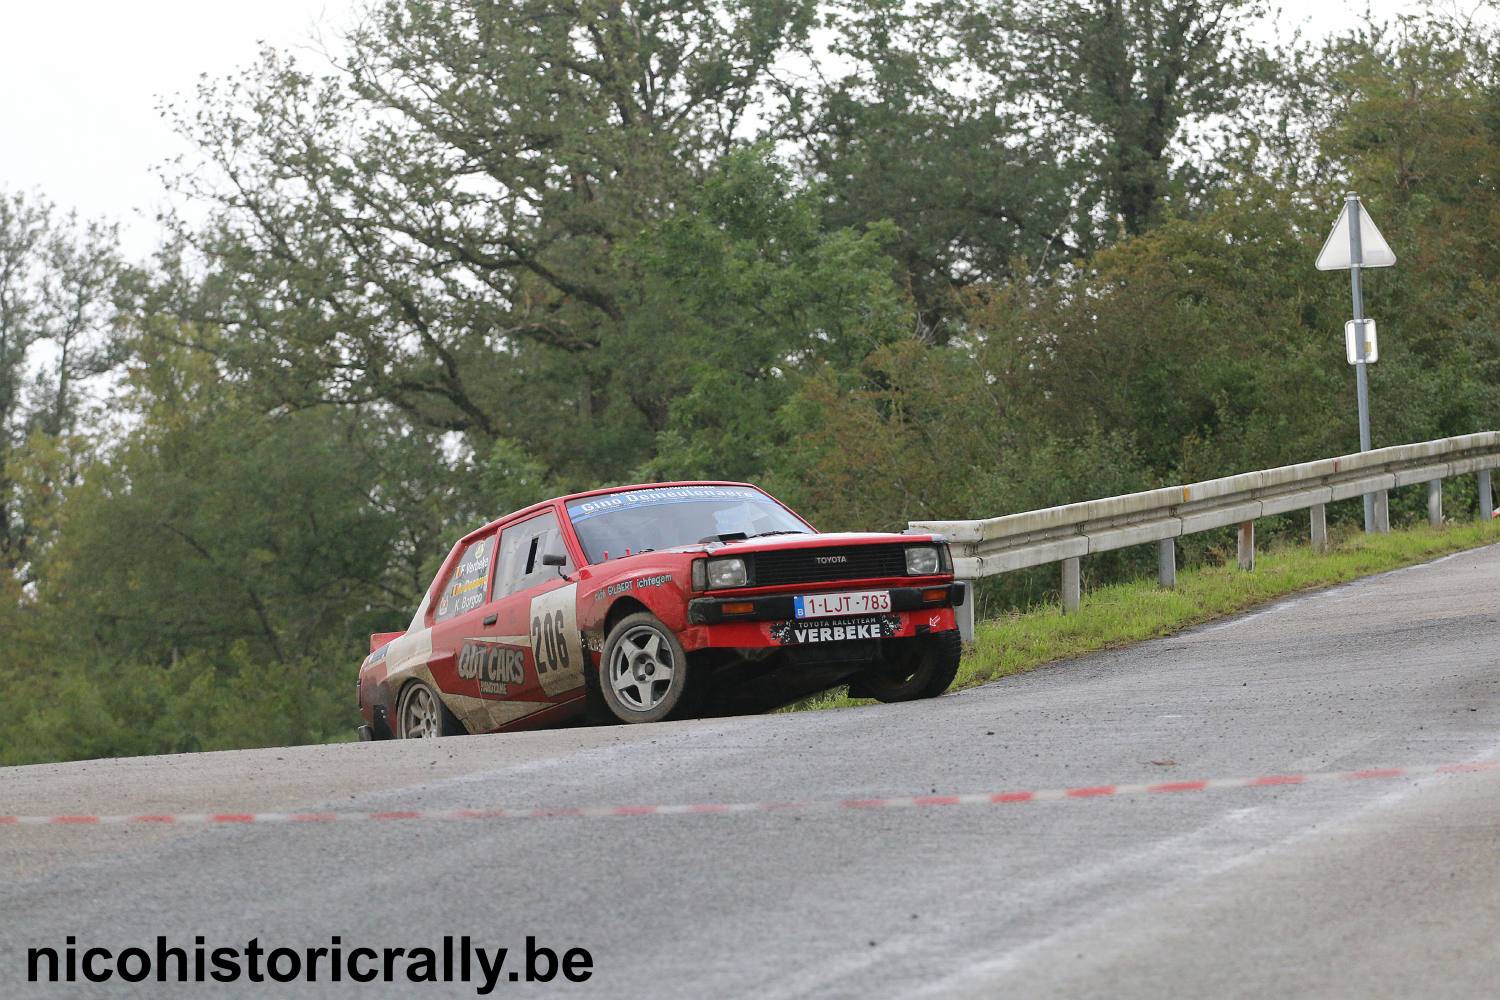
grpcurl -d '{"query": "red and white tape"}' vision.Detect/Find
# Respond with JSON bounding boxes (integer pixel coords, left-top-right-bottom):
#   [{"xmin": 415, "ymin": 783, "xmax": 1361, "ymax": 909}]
[{"xmin": 2, "ymin": 760, "xmax": 1495, "ymax": 827}]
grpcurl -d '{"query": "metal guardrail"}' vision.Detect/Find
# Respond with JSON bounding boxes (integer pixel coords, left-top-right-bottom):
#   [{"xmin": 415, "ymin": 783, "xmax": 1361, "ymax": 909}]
[{"xmin": 910, "ymin": 433, "xmax": 1500, "ymax": 638}]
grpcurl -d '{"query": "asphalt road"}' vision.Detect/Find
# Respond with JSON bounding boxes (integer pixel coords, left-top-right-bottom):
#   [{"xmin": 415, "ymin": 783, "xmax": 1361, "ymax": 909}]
[{"xmin": 2, "ymin": 543, "xmax": 1498, "ymax": 999}]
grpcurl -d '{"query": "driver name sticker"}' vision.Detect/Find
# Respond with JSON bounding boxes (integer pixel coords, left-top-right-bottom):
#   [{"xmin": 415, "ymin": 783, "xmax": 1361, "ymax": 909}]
[{"xmin": 529, "ymin": 584, "xmax": 584, "ymax": 697}]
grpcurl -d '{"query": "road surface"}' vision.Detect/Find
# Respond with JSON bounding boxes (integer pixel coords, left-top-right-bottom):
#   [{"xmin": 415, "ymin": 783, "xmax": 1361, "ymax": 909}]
[{"xmin": 1, "ymin": 544, "xmax": 1497, "ymax": 998}]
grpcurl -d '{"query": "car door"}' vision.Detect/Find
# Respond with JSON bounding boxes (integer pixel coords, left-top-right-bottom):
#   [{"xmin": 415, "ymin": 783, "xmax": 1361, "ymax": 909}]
[
  {"xmin": 491, "ymin": 508, "xmax": 587, "ymax": 708},
  {"xmin": 450, "ymin": 520, "xmax": 539, "ymax": 732},
  {"xmin": 425, "ymin": 530, "xmax": 496, "ymax": 718}
]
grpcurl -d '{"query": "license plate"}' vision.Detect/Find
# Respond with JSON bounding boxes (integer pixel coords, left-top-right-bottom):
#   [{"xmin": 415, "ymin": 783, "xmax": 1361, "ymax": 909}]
[{"xmin": 794, "ymin": 590, "xmax": 891, "ymax": 619}]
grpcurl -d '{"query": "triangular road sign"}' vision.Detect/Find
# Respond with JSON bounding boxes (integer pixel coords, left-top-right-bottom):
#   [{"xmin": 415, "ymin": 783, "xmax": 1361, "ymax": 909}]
[{"xmin": 1316, "ymin": 199, "xmax": 1396, "ymax": 270}]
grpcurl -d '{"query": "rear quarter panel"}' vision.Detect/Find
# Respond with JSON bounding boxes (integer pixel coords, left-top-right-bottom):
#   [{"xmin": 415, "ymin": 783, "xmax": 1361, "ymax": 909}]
[{"xmin": 359, "ymin": 626, "xmax": 436, "ymax": 733}]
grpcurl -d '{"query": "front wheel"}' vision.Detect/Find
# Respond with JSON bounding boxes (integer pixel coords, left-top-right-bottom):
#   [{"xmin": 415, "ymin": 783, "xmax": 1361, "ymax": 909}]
[
  {"xmin": 851, "ymin": 631, "xmax": 962, "ymax": 703},
  {"xmin": 599, "ymin": 613, "xmax": 694, "ymax": 724},
  {"xmin": 396, "ymin": 679, "xmax": 466, "ymax": 738}
]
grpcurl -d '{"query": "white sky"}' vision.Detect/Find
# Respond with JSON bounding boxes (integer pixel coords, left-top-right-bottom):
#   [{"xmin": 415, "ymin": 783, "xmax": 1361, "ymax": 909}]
[
  {"xmin": 1, "ymin": 0, "xmax": 362, "ymax": 258},
  {"xmin": 0, "ymin": 0, "xmax": 1423, "ymax": 260}
]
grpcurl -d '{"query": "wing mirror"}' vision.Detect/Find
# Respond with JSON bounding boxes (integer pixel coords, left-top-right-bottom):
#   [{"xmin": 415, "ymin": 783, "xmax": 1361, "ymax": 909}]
[{"xmin": 541, "ymin": 552, "xmax": 569, "ymax": 579}]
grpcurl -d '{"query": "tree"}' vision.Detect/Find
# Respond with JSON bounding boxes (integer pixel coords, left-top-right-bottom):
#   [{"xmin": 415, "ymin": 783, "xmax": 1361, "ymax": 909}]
[
  {"xmin": 961, "ymin": 0, "xmax": 1270, "ymax": 238},
  {"xmin": 625, "ymin": 149, "xmax": 911, "ymax": 482},
  {"xmin": 0, "ymin": 190, "xmax": 119, "ymax": 580},
  {"xmin": 159, "ymin": 0, "xmax": 816, "ymax": 483},
  {"xmin": 35, "ymin": 334, "xmax": 480, "ymax": 668},
  {"xmin": 797, "ymin": 0, "xmax": 1083, "ymax": 341},
  {"xmin": 791, "ymin": 0, "xmax": 1272, "ymax": 342},
  {"xmin": 1, "ymin": 334, "xmax": 485, "ymax": 762}
]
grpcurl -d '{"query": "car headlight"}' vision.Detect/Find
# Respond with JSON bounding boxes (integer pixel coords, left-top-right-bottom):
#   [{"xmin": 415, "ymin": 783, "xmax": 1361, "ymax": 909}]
[
  {"xmin": 705, "ymin": 557, "xmax": 748, "ymax": 589},
  {"xmin": 905, "ymin": 545, "xmax": 941, "ymax": 575}
]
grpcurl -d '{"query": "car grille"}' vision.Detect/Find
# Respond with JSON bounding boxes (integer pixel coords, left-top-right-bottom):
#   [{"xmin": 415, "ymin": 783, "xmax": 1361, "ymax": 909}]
[{"xmin": 751, "ymin": 545, "xmax": 908, "ymax": 588}]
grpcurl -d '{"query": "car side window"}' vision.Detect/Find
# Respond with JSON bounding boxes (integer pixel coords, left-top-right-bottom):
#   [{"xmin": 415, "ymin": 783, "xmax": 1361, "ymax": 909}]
[
  {"xmin": 433, "ymin": 532, "xmax": 495, "ymax": 624},
  {"xmin": 494, "ymin": 510, "xmax": 573, "ymax": 600}
]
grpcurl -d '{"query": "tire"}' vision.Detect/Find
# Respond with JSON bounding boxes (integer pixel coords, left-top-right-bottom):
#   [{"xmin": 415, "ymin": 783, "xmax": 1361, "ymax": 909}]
[
  {"xmin": 395, "ymin": 679, "xmax": 466, "ymax": 738},
  {"xmin": 599, "ymin": 612, "xmax": 693, "ymax": 724},
  {"xmin": 853, "ymin": 631, "xmax": 962, "ymax": 703}
]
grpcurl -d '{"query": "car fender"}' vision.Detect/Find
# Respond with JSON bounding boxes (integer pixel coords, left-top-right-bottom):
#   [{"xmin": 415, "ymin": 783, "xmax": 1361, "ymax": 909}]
[{"xmin": 580, "ymin": 560, "xmax": 694, "ymax": 651}]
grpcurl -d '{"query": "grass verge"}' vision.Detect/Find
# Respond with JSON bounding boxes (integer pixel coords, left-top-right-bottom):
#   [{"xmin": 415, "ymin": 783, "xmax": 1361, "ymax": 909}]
[{"xmin": 788, "ymin": 519, "xmax": 1500, "ymax": 713}]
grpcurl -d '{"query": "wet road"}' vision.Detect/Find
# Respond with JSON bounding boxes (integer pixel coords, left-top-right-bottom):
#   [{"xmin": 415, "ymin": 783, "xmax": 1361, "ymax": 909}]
[{"xmin": 2, "ymin": 544, "xmax": 1497, "ymax": 998}]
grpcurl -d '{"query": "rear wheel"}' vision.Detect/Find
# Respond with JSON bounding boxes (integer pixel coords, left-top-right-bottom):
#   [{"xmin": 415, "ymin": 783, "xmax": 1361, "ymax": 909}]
[
  {"xmin": 852, "ymin": 631, "xmax": 962, "ymax": 703},
  {"xmin": 600, "ymin": 613, "xmax": 694, "ymax": 724},
  {"xmin": 396, "ymin": 679, "xmax": 466, "ymax": 738}
]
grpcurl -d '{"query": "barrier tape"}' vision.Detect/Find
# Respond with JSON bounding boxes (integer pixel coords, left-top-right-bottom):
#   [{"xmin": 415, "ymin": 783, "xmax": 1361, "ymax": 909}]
[{"xmin": 2, "ymin": 760, "xmax": 1495, "ymax": 827}]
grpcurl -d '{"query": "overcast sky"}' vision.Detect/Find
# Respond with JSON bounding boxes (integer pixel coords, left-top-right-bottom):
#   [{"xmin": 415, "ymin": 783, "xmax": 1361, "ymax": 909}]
[{"xmin": 0, "ymin": 0, "xmax": 1424, "ymax": 259}]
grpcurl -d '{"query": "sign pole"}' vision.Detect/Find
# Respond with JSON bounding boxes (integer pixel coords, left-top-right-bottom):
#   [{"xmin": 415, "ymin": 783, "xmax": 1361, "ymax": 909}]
[
  {"xmin": 1317, "ymin": 190, "xmax": 1392, "ymax": 536},
  {"xmin": 1347, "ymin": 192, "xmax": 1374, "ymax": 532}
]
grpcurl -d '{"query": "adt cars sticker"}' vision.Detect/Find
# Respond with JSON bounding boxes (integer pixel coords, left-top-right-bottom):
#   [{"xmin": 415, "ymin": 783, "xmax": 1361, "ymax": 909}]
[
  {"xmin": 457, "ymin": 639, "xmax": 527, "ymax": 697},
  {"xmin": 529, "ymin": 584, "xmax": 584, "ymax": 697}
]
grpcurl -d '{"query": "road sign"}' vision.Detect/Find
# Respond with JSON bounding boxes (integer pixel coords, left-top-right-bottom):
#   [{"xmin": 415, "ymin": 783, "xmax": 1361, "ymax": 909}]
[
  {"xmin": 1345, "ymin": 319, "xmax": 1377, "ymax": 364},
  {"xmin": 1320, "ymin": 192, "xmax": 1395, "ymax": 534},
  {"xmin": 1317, "ymin": 200, "xmax": 1396, "ymax": 270}
]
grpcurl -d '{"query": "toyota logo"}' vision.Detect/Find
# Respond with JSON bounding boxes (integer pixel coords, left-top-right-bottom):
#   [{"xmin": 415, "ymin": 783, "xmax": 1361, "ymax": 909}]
[{"xmin": 814, "ymin": 555, "xmax": 848, "ymax": 565}]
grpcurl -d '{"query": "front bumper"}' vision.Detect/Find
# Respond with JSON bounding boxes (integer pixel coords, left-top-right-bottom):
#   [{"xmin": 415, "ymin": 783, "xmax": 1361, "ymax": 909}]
[
  {"xmin": 679, "ymin": 586, "xmax": 962, "ymax": 654},
  {"xmin": 686, "ymin": 583, "xmax": 965, "ymax": 625}
]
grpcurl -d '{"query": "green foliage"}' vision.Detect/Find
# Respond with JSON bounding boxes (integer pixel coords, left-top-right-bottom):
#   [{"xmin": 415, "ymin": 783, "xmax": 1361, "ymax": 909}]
[
  {"xmin": 627, "ymin": 150, "xmax": 911, "ymax": 482},
  {"xmin": 0, "ymin": 645, "xmax": 355, "ymax": 766},
  {"xmin": 156, "ymin": 0, "xmax": 818, "ymax": 485},
  {"xmin": 41, "ymin": 352, "xmax": 395, "ymax": 664},
  {"xmin": 961, "ymin": 0, "xmax": 1272, "ymax": 237},
  {"xmin": 0, "ymin": 191, "xmax": 119, "ymax": 581},
  {"xmin": 768, "ymin": 338, "xmax": 1150, "ymax": 529},
  {"xmin": 0, "ymin": 338, "xmax": 470, "ymax": 764},
  {"xmin": 800, "ymin": 0, "xmax": 1083, "ymax": 337}
]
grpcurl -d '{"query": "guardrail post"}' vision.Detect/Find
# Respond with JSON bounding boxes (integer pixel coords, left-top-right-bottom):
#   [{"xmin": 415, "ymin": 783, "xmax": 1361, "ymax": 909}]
[
  {"xmin": 1061, "ymin": 557, "xmax": 1081, "ymax": 613},
  {"xmin": 1373, "ymin": 490, "xmax": 1391, "ymax": 533},
  {"xmin": 1427, "ymin": 479, "xmax": 1443, "ymax": 527},
  {"xmin": 1480, "ymin": 469, "xmax": 1494, "ymax": 520},
  {"xmin": 1237, "ymin": 521, "xmax": 1255, "ymax": 571},
  {"xmin": 1157, "ymin": 538, "xmax": 1176, "ymax": 589},
  {"xmin": 1310, "ymin": 504, "xmax": 1329, "ymax": 554},
  {"xmin": 955, "ymin": 581, "xmax": 975, "ymax": 644}
]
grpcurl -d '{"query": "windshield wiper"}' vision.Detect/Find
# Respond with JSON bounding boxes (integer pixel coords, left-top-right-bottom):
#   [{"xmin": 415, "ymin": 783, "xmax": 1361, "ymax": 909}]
[{"xmin": 698, "ymin": 530, "xmax": 810, "ymax": 544}]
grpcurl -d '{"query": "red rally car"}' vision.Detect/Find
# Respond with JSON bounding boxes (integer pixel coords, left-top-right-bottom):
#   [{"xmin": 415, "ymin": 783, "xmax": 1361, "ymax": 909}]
[{"xmin": 356, "ymin": 482, "xmax": 964, "ymax": 739}]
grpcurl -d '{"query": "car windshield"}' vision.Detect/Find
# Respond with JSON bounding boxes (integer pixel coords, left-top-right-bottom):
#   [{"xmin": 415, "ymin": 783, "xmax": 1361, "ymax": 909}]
[{"xmin": 565, "ymin": 485, "xmax": 811, "ymax": 562}]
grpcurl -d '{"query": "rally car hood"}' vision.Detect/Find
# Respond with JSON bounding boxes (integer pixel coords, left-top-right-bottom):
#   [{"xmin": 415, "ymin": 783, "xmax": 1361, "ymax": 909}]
[
  {"xmin": 706, "ymin": 531, "xmax": 940, "ymax": 553},
  {"xmin": 588, "ymin": 527, "xmax": 930, "ymax": 566},
  {"xmin": 576, "ymin": 532, "xmax": 949, "ymax": 581},
  {"xmin": 592, "ymin": 531, "xmax": 942, "ymax": 564}
]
